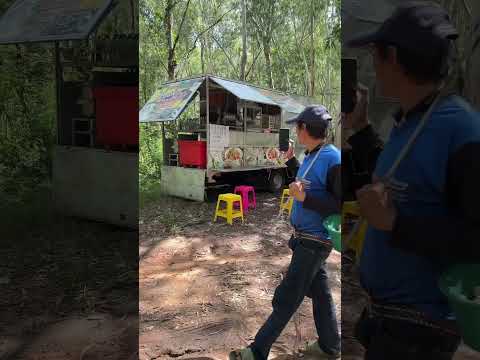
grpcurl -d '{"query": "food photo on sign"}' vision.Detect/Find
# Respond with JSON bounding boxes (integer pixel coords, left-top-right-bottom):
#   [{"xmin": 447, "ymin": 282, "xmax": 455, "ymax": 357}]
[
  {"xmin": 265, "ymin": 147, "xmax": 281, "ymax": 165},
  {"xmin": 223, "ymin": 147, "xmax": 243, "ymax": 168}
]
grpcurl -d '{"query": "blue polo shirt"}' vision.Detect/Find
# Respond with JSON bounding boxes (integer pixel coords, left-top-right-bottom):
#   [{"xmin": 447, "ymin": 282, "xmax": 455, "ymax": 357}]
[
  {"xmin": 290, "ymin": 144, "xmax": 341, "ymax": 239},
  {"xmin": 359, "ymin": 95, "xmax": 480, "ymax": 320}
]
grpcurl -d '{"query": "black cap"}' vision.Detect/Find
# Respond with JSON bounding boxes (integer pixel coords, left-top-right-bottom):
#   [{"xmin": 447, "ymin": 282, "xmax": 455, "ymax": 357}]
[
  {"xmin": 346, "ymin": 2, "xmax": 458, "ymax": 54},
  {"xmin": 286, "ymin": 105, "xmax": 332, "ymax": 128}
]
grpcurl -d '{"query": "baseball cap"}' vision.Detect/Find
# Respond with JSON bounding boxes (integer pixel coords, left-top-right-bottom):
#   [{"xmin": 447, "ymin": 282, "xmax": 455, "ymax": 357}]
[
  {"xmin": 346, "ymin": 2, "xmax": 458, "ymax": 54},
  {"xmin": 286, "ymin": 105, "xmax": 332, "ymax": 128}
]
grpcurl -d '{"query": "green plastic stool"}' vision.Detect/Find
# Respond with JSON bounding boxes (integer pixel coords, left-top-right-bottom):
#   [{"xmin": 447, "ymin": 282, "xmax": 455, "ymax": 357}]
[
  {"xmin": 323, "ymin": 214, "xmax": 341, "ymax": 252},
  {"xmin": 439, "ymin": 264, "xmax": 480, "ymax": 352}
]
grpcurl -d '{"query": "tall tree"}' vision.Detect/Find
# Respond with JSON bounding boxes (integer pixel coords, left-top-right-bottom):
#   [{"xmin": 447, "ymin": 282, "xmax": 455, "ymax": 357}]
[
  {"xmin": 164, "ymin": 0, "xmax": 192, "ymax": 80},
  {"xmin": 309, "ymin": 3, "xmax": 315, "ymax": 96},
  {"xmin": 240, "ymin": 0, "xmax": 247, "ymax": 80},
  {"xmin": 164, "ymin": 0, "xmax": 175, "ymax": 80},
  {"xmin": 248, "ymin": 0, "xmax": 284, "ymax": 88}
]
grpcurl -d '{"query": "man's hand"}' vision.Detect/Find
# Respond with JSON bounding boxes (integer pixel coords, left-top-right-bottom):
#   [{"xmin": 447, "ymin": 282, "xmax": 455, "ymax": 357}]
[
  {"xmin": 289, "ymin": 181, "xmax": 306, "ymax": 202},
  {"xmin": 356, "ymin": 182, "xmax": 396, "ymax": 231},
  {"xmin": 284, "ymin": 142, "xmax": 295, "ymax": 160},
  {"xmin": 343, "ymin": 83, "xmax": 369, "ymax": 131}
]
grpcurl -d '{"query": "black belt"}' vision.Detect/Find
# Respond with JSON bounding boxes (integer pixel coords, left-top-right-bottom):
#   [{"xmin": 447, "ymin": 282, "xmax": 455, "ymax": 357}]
[
  {"xmin": 293, "ymin": 229, "xmax": 332, "ymax": 248},
  {"xmin": 367, "ymin": 299, "xmax": 459, "ymax": 336}
]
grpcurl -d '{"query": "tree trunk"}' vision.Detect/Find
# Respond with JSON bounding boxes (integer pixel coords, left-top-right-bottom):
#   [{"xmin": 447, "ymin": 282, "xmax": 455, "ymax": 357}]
[
  {"xmin": 263, "ymin": 39, "xmax": 274, "ymax": 88},
  {"xmin": 165, "ymin": 0, "xmax": 175, "ymax": 80},
  {"xmin": 302, "ymin": 49, "xmax": 310, "ymax": 96},
  {"xmin": 200, "ymin": 34, "xmax": 206, "ymax": 74},
  {"xmin": 15, "ymin": 44, "xmax": 30, "ymax": 124},
  {"xmin": 162, "ymin": 0, "xmax": 173, "ymax": 162},
  {"xmin": 240, "ymin": 0, "xmax": 247, "ymax": 80},
  {"xmin": 130, "ymin": 0, "xmax": 136, "ymax": 32},
  {"xmin": 466, "ymin": 1, "xmax": 480, "ymax": 107},
  {"xmin": 310, "ymin": 4, "xmax": 315, "ymax": 97}
]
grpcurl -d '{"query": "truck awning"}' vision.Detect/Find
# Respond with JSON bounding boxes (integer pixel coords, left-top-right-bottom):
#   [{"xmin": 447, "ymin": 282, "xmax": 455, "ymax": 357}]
[
  {"xmin": 209, "ymin": 76, "xmax": 278, "ymax": 106},
  {"xmin": 139, "ymin": 77, "xmax": 204, "ymax": 123},
  {"xmin": 0, "ymin": 0, "xmax": 114, "ymax": 44},
  {"xmin": 210, "ymin": 77, "xmax": 309, "ymax": 115},
  {"xmin": 256, "ymin": 88, "xmax": 307, "ymax": 115}
]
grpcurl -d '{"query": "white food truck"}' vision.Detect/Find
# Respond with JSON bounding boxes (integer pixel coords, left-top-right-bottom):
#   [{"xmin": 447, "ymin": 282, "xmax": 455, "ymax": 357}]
[{"xmin": 140, "ymin": 75, "xmax": 326, "ymax": 201}]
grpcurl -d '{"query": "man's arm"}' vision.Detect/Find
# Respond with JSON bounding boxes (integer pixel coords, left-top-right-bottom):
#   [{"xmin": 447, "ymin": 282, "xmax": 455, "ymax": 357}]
[
  {"xmin": 343, "ymin": 84, "xmax": 384, "ymax": 193},
  {"xmin": 389, "ymin": 142, "xmax": 480, "ymax": 263},
  {"xmin": 285, "ymin": 156, "xmax": 300, "ymax": 178},
  {"xmin": 303, "ymin": 164, "xmax": 341, "ymax": 217}
]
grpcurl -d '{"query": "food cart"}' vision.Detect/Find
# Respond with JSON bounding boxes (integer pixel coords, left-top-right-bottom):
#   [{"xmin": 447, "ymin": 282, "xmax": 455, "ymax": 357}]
[
  {"xmin": 140, "ymin": 75, "xmax": 318, "ymax": 201},
  {"xmin": 0, "ymin": 0, "xmax": 139, "ymax": 228}
]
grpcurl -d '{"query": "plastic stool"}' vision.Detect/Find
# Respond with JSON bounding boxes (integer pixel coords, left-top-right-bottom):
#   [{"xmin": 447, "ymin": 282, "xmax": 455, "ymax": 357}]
[
  {"xmin": 279, "ymin": 188, "xmax": 294, "ymax": 216},
  {"xmin": 234, "ymin": 185, "xmax": 256, "ymax": 213},
  {"xmin": 214, "ymin": 193, "xmax": 244, "ymax": 225},
  {"xmin": 342, "ymin": 201, "xmax": 368, "ymax": 260}
]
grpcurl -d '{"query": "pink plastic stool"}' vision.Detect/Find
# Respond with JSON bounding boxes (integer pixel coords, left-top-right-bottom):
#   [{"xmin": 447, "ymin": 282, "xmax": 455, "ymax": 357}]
[{"xmin": 234, "ymin": 185, "xmax": 256, "ymax": 213}]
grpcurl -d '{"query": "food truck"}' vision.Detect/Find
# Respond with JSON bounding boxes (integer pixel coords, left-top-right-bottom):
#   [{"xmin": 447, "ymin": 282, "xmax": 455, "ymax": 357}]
[
  {"xmin": 140, "ymin": 75, "xmax": 321, "ymax": 201},
  {"xmin": 0, "ymin": 0, "xmax": 139, "ymax": 228}
]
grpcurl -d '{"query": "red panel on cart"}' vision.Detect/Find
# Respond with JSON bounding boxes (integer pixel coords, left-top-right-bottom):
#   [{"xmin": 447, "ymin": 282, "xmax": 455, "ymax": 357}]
[
  {"xmin": 93, "ymin": 86, "xmax": 139, "ymax": 146},
  {"xmin": 178, "ymin": 140, "xmax": 207, "ymax": 168}
]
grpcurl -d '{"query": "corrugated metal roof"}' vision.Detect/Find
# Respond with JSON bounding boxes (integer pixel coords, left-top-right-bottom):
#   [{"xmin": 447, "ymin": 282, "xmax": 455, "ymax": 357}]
[
  {"xmin": 140, "ymin": 77, "xmax": 204, "ymax": 123},
  {"xmin": 210, "ymin": 76, "xmax": 278, "ymax": 106},
  {"xmin": 256, "ymin": 88, "xmax": 307, "ymax": 114},
  {"xmin": 0, "ymin": 0, "xmax": 114, "ymax": 44}
]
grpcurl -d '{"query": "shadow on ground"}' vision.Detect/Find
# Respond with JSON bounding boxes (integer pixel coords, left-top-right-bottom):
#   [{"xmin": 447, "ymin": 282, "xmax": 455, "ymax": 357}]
[
  {"xmin": 139, "ymin": 191, "xmax": 341, "ymax": 360},
  {"xmin": 0, "ymin": 189, "xmax": 138, "ymax": 359}
]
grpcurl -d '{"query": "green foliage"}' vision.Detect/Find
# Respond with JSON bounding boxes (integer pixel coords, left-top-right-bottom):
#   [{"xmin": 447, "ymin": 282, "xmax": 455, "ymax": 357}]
[
  {"xmin": 139, "ymin": 123, "xmax": 163, "ymax": 188},
  {"xmin": 0, "ymin": 44, "xmax": 56, "ymax": 203}
]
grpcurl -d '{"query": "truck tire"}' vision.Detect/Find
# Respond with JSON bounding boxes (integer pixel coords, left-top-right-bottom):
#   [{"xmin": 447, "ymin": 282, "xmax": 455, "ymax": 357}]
[{"xmin": 267, "ymin": 170, "xmax": 285, "ymax": 193}]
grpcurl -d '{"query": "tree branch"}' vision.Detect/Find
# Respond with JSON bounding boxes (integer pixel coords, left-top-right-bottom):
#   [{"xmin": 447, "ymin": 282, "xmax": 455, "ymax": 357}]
[
  {"xmin": 462, "ymin": 0, "xmax": 472, "ymax": 18},
  {"xmin": 211, "ymin": 34, "xmax": 237, "ymax": 72},
  {"xmin": 245, "ymin": 37, "xmax": 263, "ymax": 80},
  {"xmin": 249, "ymin": 15, "xmax": 262, "ymax": 35},
  {"xmin": 172, "ymin": 0, "xmax": 192, "ymax": 53},
  {"xmin": 175, "ymin": 7, "xmax": 234, "ymax": 75},
  {"xmin": 245, "ymin": 47, "xmax": 262, "ymax": 79},
  {"xmin": 158, "ymin": 58, "xmax": 168, "ymax": 73}
]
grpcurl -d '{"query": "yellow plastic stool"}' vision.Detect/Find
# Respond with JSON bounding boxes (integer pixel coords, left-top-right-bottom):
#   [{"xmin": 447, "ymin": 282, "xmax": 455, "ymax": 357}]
[
  {"xmin": 342, "ymin": 201, "xmax": 368, "ymax": 259},
  {"xmin": 214, "ymin": 193, "xmax": 244, "ymax": 225},
  {"xmin": 279, "ymin": 189, "xmax": 294, "ymax": 216}
]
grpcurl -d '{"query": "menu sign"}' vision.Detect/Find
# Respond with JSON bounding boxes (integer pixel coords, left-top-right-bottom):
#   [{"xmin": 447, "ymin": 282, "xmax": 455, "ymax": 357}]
[{"xmin": 208, "ymin": 124, "xmax": 229, "ymax": 152}]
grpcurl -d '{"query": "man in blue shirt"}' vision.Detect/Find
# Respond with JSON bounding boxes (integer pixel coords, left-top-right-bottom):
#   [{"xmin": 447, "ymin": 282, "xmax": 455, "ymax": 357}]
[
  {"xmin": 347, "ymin": 2, "xmax": 480, "ymax": 359},
  {"xmin": 229, "ymin": 106, "xmax": 341, "ymax": 360}
]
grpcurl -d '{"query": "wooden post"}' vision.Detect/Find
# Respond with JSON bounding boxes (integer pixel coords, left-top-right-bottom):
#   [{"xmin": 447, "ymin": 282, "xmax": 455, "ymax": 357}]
[
  {"xmin": 243, "ymin": 102, "xmax": 246, "ymax": 164},
  {"xmin": 55, "ymin": 42, "xmax": 62, "ymax": 145},
  {"xmin": 206, "ymin": 75, "xmax": 210, "ymax": 157},
  {"xmin": 161, "ymin": 122, "xmax": 166, "ymax": 164}
]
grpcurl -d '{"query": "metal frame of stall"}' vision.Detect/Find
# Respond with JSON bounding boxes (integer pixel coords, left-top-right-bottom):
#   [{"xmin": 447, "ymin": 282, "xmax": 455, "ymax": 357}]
[{"xmin": 0, "ymin": 0, "xmax": 139, "ymax": 228}]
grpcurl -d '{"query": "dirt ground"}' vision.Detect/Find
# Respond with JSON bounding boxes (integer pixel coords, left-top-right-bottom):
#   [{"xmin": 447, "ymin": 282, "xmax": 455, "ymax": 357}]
[
  {"xmin": 139, "ymin": 190, "xmax": 341, "ymax": 360},
  {"xmin": 0, "ymin": 194, "xmax": 138, "ymax": 359}
]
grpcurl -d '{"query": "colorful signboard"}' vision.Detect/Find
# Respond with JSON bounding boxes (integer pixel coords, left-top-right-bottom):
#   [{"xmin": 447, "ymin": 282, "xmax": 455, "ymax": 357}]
[
  {"xmin": 0, "ymin": 0, "xmax": 114, "ymax": 44},
  {"xmin": 140, "ymin": 78, "xmax": 203, "ymax": 123}
]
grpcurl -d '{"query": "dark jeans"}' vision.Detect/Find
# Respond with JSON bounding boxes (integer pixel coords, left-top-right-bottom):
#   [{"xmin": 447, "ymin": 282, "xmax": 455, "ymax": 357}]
[
  {"xmin": 250, "ymin": 236, "xmax": 340, "ymax": 360},
  {"xmin": 354, "ymin": 307, "xmax": 461, "ymax": 360}
]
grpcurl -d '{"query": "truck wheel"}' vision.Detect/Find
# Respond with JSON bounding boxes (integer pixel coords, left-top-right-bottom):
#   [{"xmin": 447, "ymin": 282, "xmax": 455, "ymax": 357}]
[{"xmin": 268, "ymin": 170, "xmax": 285, "ymax": 193}]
